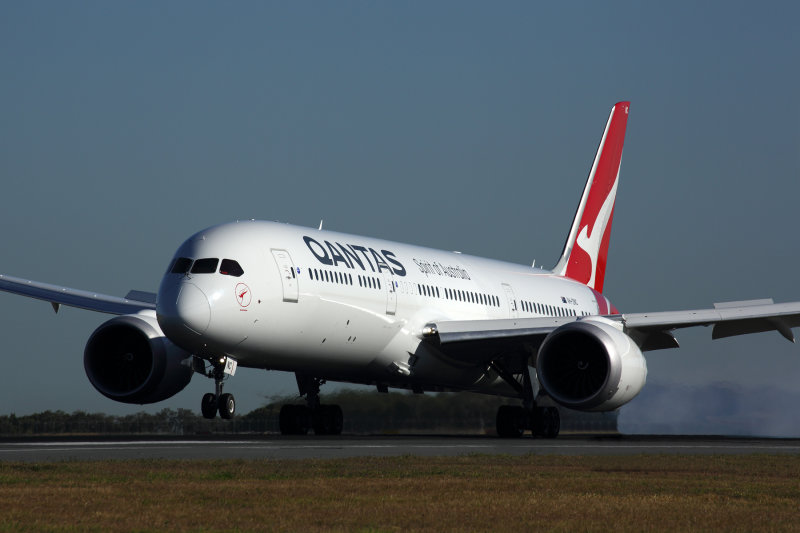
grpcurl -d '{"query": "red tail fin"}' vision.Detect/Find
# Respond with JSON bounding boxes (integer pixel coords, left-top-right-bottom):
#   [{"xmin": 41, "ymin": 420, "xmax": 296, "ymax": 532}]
[{"xmin": 552, "ymin": 102, "xmax": 629, "ymax": 293}]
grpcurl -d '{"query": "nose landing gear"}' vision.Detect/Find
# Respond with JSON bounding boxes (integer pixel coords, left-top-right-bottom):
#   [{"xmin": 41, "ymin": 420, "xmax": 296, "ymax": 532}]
[{"xmin": 199, "ymin": 357, "xmax": 236, "ymax": 420}]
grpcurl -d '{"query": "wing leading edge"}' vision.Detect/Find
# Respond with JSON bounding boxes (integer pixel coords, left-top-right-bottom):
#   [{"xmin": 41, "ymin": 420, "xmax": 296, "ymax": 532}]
[
  {"xmin": 422, "ymin": 299, "xmax": 800, "ymax": 365},
  {"xmin": 0, "ymin": 274, "xmax": 156, "ymax": 315}
]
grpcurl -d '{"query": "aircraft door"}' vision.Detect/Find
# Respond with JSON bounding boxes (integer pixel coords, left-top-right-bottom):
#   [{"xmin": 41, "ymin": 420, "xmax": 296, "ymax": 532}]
[
  {"xmin": 271, "ymin": 249, "xmax": 299, "ymax": 303},
  {"xmin": 384, "ymin": 275, "xmax": 397, "ymax": 315},
  {"xmin": 501, "ymin": 283, "xmax": 518, "ymax": 318}
]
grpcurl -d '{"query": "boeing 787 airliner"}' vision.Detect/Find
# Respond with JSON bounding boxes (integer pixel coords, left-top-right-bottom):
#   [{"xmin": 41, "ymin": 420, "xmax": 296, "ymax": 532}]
[{"xmin": 3, "ymin": 102, "xmax": 799, "ymax": 438}]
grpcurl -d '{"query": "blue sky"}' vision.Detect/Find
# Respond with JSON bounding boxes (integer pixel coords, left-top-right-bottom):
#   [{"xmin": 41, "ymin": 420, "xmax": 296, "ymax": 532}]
[{"xmin": 1, "ymin": 2, "xmax": 799, "ymax": 433}]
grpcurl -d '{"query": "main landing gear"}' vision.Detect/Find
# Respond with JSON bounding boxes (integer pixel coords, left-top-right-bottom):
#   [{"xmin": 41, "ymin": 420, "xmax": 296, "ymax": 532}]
[
  {"xmin": 279, "ymin": 375, "xmax": 343, "ymax": 435},
  {"xmin": 490, "ymin": 359, "xmax": 560, "ymax": 439},
  {"xmin": 200, "ymin": 359, "xmax": 236, "ymax": 420},
  {"xmin": 496, "ymin": 404, "xmax": 560, "ymax": 438}
]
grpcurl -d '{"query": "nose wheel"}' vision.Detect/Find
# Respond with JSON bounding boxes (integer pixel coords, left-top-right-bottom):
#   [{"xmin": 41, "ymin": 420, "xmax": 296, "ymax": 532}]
[
  {"xmin": 200, "ymin": 359, "xmax": 236, "ymax": 420},
  {"xmin": 201, "ymin": 393, "xmax": 218, "ymax": 419}
]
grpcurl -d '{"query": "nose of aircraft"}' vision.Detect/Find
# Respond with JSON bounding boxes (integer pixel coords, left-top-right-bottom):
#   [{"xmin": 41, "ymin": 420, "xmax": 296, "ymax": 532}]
[{"xmin": 157, "ymin": 282, "xmax": 211, "ymax": 337}]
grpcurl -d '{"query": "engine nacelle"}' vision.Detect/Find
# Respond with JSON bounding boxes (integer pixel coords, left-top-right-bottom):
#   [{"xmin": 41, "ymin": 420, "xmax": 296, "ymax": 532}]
[
  {"xmin": 536, "ymin": 318, "xmax": 647, "ymax": 411},
  {"xmin": 84, "ymin": 311, "xmax": 194, "ymax": 404}
]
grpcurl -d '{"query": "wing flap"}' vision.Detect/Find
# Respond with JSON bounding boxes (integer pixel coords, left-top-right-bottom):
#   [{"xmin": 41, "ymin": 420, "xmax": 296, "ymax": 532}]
[{"xmin": 0, "ymin": 274, "xmax": 156, "ymax": 315}]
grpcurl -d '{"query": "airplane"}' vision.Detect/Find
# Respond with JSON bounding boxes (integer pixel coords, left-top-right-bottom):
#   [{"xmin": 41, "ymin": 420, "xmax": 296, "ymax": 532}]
[{"xmin": 2, "ymin": 101, "xmax": 799, "ymax": 438}]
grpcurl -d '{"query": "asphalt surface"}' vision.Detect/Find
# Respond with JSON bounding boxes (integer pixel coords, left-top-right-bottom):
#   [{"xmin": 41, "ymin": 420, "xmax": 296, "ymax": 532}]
[{"xmin": 1, "ymin": 434, "xmax": 799, "ymax": 462}]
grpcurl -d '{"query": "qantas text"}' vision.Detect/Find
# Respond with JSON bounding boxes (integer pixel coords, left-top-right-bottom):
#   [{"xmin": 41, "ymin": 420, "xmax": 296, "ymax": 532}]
[{"xmin": 303, "ymin": 236, "xmax": 407, "ymax": 276}]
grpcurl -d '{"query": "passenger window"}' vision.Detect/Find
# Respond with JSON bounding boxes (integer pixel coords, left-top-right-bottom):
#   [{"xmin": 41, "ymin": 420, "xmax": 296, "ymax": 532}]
[
  {"xmin": 191, "ymin": 258, "xmax": 219, "ymax": 274},
  {"xmin": 220, "ymin": 259, "xmax": 244, "ymax": 277},
  {"xmin": 170, "ymin": 257, "xmax": 193, "ymax": 274}
]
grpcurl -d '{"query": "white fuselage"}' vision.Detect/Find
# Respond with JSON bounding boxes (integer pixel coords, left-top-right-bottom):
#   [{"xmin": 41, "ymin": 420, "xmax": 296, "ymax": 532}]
[{"xmin": 156, "ymin": 220, "xmax": 612, "ymax": 397}]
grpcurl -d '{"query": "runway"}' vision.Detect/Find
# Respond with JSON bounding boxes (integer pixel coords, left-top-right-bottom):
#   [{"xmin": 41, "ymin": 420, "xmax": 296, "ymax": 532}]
[{"xmin": 1, "ymin": 434, "xmax": 799, "ymax": 462}]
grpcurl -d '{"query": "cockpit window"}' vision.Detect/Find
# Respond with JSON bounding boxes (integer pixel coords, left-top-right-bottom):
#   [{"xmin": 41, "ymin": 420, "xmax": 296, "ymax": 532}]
[
  {"xmin": 219, "ymin": 259, "xmax": 244, "ymax": 277},
  {"xmin": 170, "ymin": 257, "xmax": 193, "ymax": 274},
  {"xmin": 191, "ymin": 258, "xmax": 219, "ymax": 274}
]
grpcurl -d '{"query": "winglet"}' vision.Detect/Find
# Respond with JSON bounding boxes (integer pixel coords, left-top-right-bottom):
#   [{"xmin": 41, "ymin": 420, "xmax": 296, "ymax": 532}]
[{"xmin": 552, "ymin": 101, "xmax": 630, "ymax": 293}]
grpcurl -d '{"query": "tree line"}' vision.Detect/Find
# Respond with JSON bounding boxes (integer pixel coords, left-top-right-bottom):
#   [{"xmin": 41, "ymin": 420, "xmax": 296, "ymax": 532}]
[{"xmin": 0, "ymin": 390, "xmax": 617, "ymax": 435}]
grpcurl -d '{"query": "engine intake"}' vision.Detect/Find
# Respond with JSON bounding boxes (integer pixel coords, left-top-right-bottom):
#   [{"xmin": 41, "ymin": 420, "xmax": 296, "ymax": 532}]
[
  {"xmin": 536, "ymin": 319, "xmax": 647, "ymax": 411},
  {"xmin": 84, "ymin": 311, "xmax": 194, "ymax": 404}
]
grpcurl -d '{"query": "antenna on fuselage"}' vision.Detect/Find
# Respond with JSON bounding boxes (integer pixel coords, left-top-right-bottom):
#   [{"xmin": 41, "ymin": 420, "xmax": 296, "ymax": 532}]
[{"xmin": 318, "ymin": 220, "xmax": 324, "ymax": 230}]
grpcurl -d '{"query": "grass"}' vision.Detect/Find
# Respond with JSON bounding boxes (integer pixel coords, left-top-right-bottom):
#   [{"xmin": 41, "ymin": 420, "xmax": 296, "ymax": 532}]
[{"xmin": 0, "ymin": 454, "xmax": 798, "ymax": 532}]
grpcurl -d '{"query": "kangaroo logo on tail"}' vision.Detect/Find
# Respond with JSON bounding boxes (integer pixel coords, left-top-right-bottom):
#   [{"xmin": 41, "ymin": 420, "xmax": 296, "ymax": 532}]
[{"xmin": 552, "ymin": 102, "xmax": 629, "ymax": 293}]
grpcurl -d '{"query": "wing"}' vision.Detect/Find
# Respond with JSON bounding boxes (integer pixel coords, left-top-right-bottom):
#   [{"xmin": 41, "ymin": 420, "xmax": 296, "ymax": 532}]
[
  {"xmin": 622, "ymin": 299, "xmax": 800, "ymax": 349},
  {"xmin": 421, "ymin": 316, "xmax": 576, "ymax": 366},
  {"xmin": 421, "ymin": 299, "xmax": 800, "ymax": 364},
  {"xmin": 0, "ymin": 273, "xmax": 156, "ymax": 315}
]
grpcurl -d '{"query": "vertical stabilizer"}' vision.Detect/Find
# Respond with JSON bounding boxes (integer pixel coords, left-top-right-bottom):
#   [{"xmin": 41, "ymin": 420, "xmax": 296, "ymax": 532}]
[{"xmin": 552, "ymin": 101, "xmax": 629, "ymax": 293}]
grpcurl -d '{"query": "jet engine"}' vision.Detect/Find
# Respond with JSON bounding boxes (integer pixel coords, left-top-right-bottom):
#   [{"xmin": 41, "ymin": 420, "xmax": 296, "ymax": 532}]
[
  {"xmin": 84, "ymin": 311, "xmax": 194, "ymax": 404},
  {"xmin": 536, "ymin": 318, "xmax": 647, "ymax": 411}
]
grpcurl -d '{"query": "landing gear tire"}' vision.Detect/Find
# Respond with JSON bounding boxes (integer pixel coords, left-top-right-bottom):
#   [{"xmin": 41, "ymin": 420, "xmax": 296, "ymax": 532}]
[
  {"xmin": 496, "ymin": 405, "xmax": 526, "ymax": 438},
  {"xmin": 312, "ymin": 405, "xmax": 343, "ymax": 435},
  {"xmin": 539, "ymin": 407, "xmax": 560, "ymax": 438},
  {"xmin": 218, "ymin": 393, "xmax": 236, "ymax": 419},
  {"xmin": 279, "ymin": 404, "xmax": 311, "ymax": 435},
  {"xmin": 201, "ymin": 393, "xmax": 218, "ymax": 419},
  {"xmin": 327, "ymin": 405, "xmax": 344, "ymax": 435},
  {"xmin": 533, "ymin": 406, "xmax": 560, "ymax": 438}
]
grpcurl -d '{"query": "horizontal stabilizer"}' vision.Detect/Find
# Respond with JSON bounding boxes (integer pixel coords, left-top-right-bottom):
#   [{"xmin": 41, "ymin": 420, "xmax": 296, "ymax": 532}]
[{"xmin": 714, "ymin": 299, "xmax": 774, "ymax": 309}]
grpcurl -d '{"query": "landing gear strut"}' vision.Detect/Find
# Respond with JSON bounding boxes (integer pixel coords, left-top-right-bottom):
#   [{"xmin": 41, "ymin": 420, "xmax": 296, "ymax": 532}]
[
  {"xmin": 200, "ymin": 359, "xmax": 236, "ymax": 420},
  {"xmin": 279, "ymin": 374, "xmax": 343, "ymax": 435},
  {"xmin": 491, "ymin": 359, "xmax": 560, "ymax": 438}
]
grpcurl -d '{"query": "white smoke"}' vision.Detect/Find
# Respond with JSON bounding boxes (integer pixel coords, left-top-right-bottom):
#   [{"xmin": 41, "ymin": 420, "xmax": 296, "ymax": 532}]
[{"xmin": 617, "ymin": 381, "xmax": 800, "ymax": 437}]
